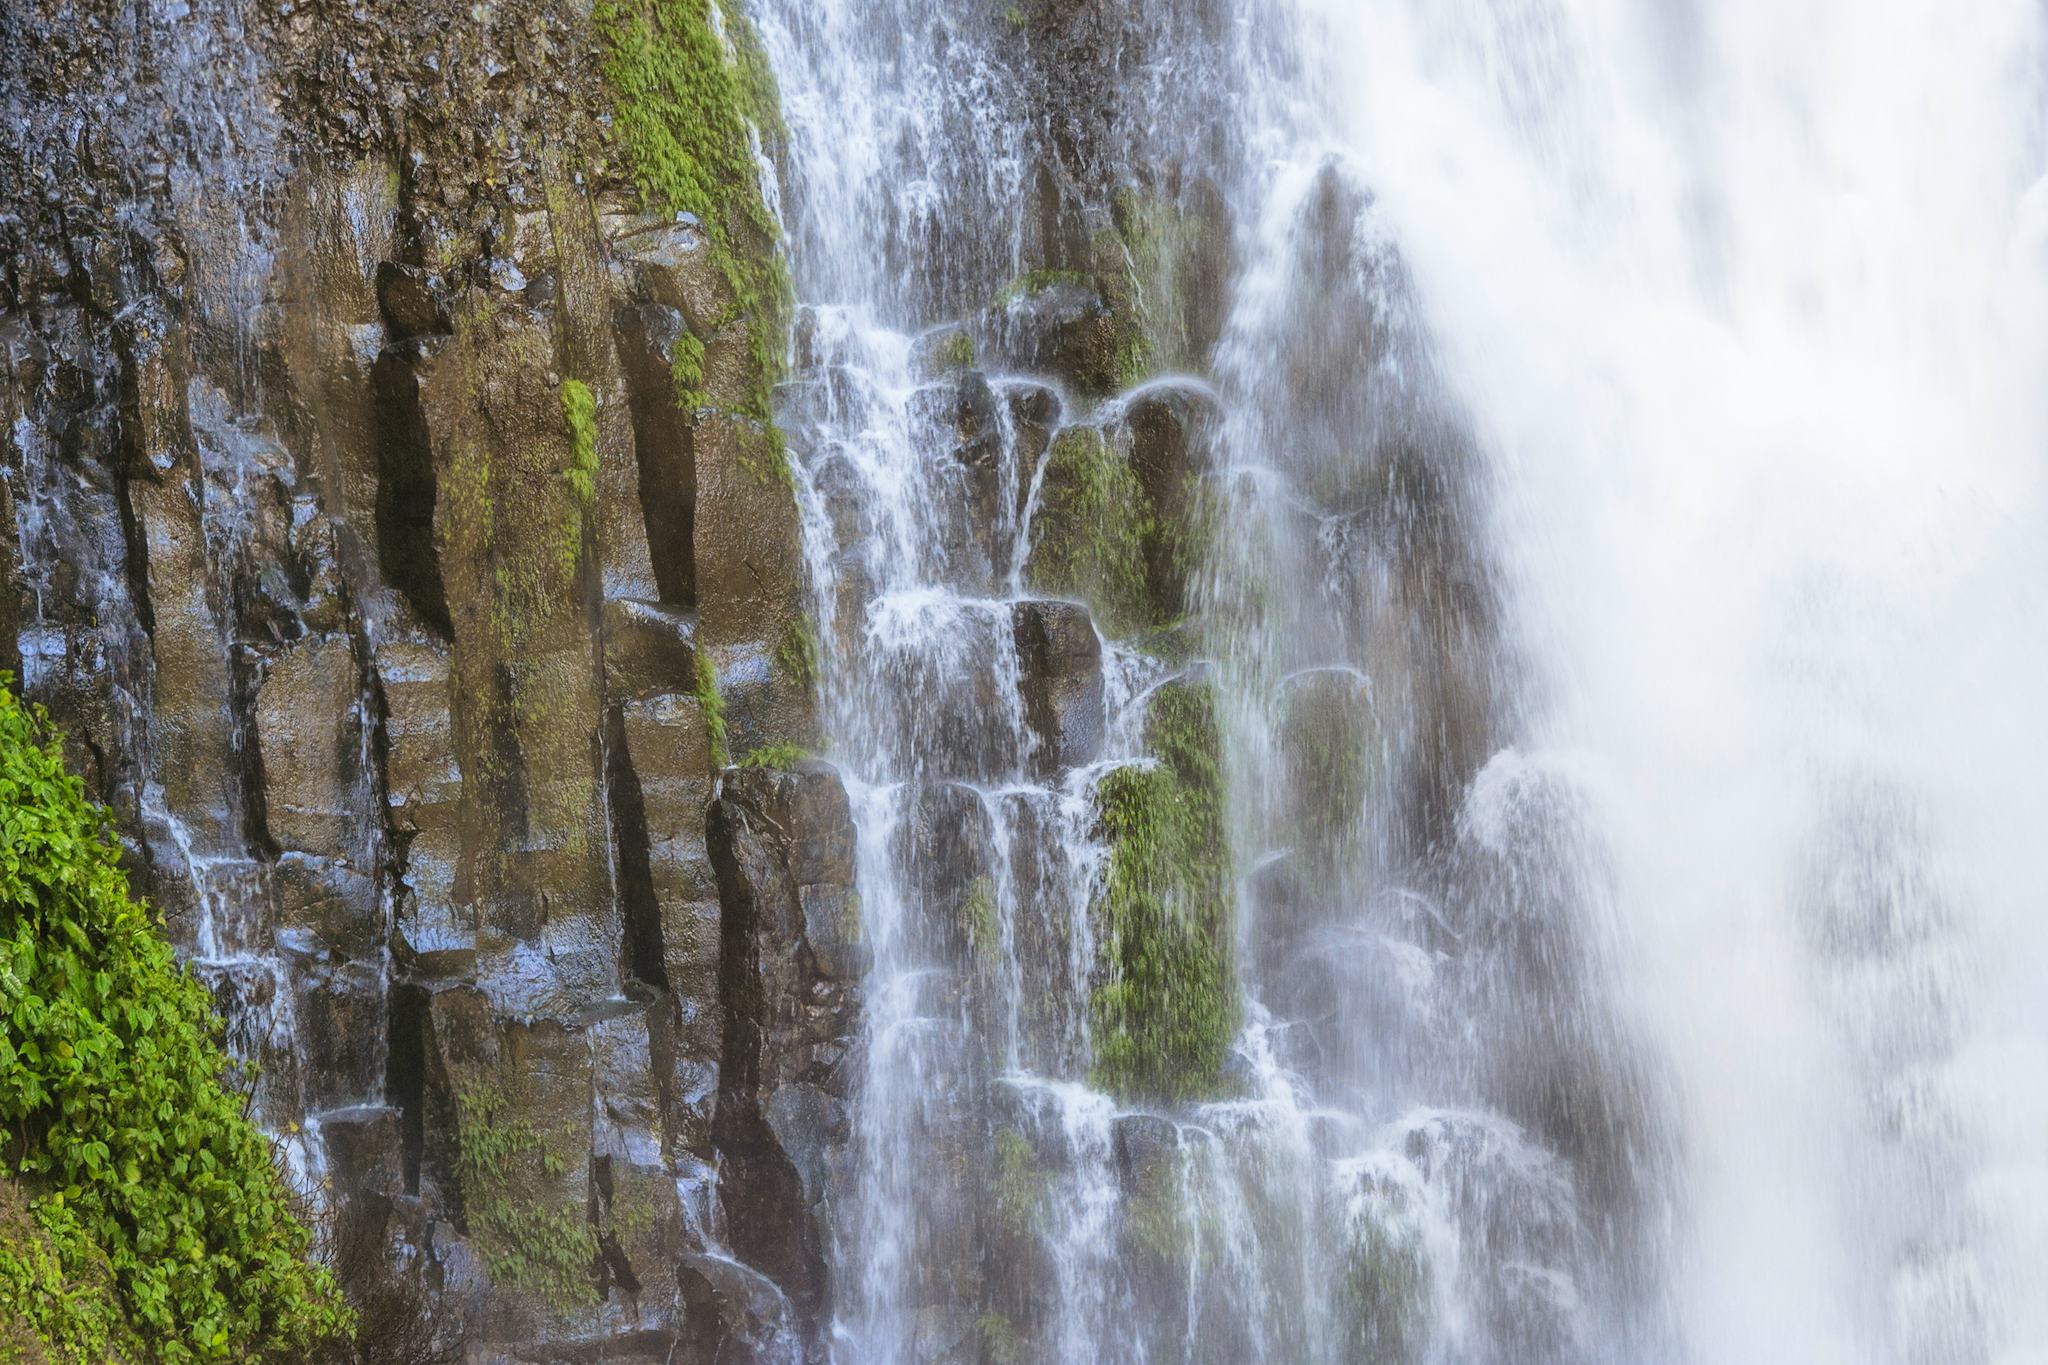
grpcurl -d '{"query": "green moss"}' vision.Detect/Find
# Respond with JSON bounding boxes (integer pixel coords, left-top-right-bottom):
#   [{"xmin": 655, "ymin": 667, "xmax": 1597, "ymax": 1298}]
[
  {"xmin": 0, "ymin": 684, "xmax": 351, "ymax": 1361},
  {"xmin": 558, "ymin": 378, "xmax": 599, "ymax": 576},
  {"xmin": 1280, "ymin": 673, "xmax": 1375, "ymax": 868},
  {"xmin": 451, "ymin": 1077, "xmax": 598, "ymax": 1314},
  {"xmin": 961, "ymin": 876, "xmax": 1000, "ymax": 967},
  {"xmin": 991, "ymin": 1129, "xmax": 1045, "ymax": 1240},
  {"xmin": 1340, "ymin": 1206, "xmax": 1428, "ymax": 1359},
  {"xmin": 978, "ymin": 1309, "xmax": 1024, "ymax": 1365},
  {"xmin": 775, "ymin": 613, "xmax": 819, "ymax": 686},
  {"xmin": 735, "ymin": 741, "xmax": 806, "ymax": 771},
  {"xmin": 1103, "ymin": 187, "xmax": 1214, "ymax": 381},
  {"xmin": 934, "ymin": 329, "xmax": 976, "ymax": 370},
  {"xmin": 995, "ymin": 268, "xmax": 1088, "ymax": 308},
  {"xmin": 595, "ymin": 0, "xmax": 791, "ymax": 429},
  {"xmin": 1089, "ymin": 681, "xmax": 1236, "ymax": 1103},
  {"xmin": 694, "ymin": 653, "xmax": 730, "ymax": 768},
  {"xmin": 1026, "ymin": 427, "xmax": 1154, "ymax": 634},
  {"xmin": 713, "ymin": 0, "xmax": 787, "ymax": 143},
  {"xmin": 669, "ymin": 330, "xmax": 709, "ymax": 415}
]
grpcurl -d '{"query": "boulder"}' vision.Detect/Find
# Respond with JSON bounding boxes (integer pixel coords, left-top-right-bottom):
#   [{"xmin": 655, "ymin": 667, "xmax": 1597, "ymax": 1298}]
[
  {"xmin": 990, "ymin": 277, "xmax": 1125, "ymax": 396},
  {"xmin": 1011, "ymin": 597, "xmax": 1106, "ymax": 775}
]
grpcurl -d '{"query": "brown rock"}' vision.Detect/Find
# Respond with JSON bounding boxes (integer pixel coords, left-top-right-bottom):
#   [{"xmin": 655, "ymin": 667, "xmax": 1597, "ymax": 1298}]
[
  {"xmin": 256, "ymin": 636, "xmax": 361, "ymax": 854},
  {"xmin": 1011, "ymin": 598, "xmax": 1106, "ymax": 776}
]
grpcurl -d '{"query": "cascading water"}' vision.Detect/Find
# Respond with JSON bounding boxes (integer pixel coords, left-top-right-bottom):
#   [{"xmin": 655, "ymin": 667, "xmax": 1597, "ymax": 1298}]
[
  {"xmin": 1255, "ymin": 0, "xmax": 2048, "ymax": 1360},
  {"xmin": 753, "ymin": 0, "xmax": 2048, "ymax": 1361}
]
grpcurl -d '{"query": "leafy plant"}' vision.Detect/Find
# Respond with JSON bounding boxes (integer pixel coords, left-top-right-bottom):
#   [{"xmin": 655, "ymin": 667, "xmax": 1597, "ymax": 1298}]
[{"xmin": 0, "ymin": 682, "xmax": 351, "ymax": 1360}]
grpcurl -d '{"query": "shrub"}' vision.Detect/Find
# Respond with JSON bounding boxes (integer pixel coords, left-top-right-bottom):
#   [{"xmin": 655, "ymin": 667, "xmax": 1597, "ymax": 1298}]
[{"xmin": 0, "ymin": 682, "xmax": 351, "ymax": 1360}]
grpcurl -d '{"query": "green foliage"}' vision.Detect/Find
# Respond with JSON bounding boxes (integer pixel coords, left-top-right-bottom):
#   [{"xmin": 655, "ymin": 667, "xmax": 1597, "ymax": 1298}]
[
  {"xmin": 1027, "ymin": 427, "xmax": 1154, "ymax": 634},
  {"xmin": 1090, "ymin": 681, "xmax": 1237, "ymax": 1103},
  {"xmin": 995, "ymin": 269, "xmax": 1088, "ymax": 308},
  {"xmin": 735, "ymin": 742, "xmax": 806, "ymax": 772},
  {"xmin": 558, "ymin": 379, "xmax": 600, "ymax": 577},
  {"xmin": 0, "ymin": 684, "xmax": 350, "ymax": 1361},
  {"xmin": 977, "ymin": 1309, "xmax": 1023, "ymax": 1365},
  {"xmin": 694, "ymin": 653, "xmax": 730, "ymax": 768},
  {"xmin": 595, "ymin": 0, "xmax": 791, "ymax": 429},
  {"xmin": 960, "ymin": 876, "xmax": 999, "ymax": 967},
  {"xmin": 451, "ymin": 1078, "xmax": 598, "ymax": 1314},
  {"xmin": 775, "ymin": 613, "xmax": 819, "ymax": 687},
  {"xmin": 991, "ymin": 1130, "xmax": 1044, "ymax": 1240}
]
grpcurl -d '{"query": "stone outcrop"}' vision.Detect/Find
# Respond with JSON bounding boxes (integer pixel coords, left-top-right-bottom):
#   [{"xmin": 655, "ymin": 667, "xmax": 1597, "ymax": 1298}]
[{"xmin": 0, "ymin": 0, "xmax": 828, "ymax": 1357}]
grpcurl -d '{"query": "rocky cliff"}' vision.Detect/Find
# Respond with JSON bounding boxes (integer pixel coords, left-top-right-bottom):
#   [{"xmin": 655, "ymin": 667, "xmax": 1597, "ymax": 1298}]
[
  {"xmin": 0, "ymin": 2, "xmax": 1247, "ymax": 1359},
  {"xmin": 0, "ymin": 0, "xmax": 837, "ymax": 1357},
  {"xmin": 0, "ymin": 0, "xmax": 1529, "ymax": 1357}
]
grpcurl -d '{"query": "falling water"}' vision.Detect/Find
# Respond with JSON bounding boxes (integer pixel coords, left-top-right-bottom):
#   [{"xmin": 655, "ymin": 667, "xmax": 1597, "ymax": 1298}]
[{"xmin": 748, "ymin": 0, "xmax": 2048, "ymax": 1361}]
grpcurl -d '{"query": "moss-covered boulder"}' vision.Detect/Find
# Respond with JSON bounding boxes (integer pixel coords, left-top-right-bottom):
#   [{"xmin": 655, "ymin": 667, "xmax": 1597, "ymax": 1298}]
[
  {"xmin": 1089, "ymin": 679, "xmax": 1236, "ymax": 1104},
  {"xmin": 1023, "ymin": 396, "xmax": 1214, "ymax": 641}
]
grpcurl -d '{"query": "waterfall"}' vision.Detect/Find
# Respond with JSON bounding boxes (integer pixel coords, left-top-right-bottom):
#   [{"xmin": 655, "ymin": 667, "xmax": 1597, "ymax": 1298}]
[
  {"xmin": 754, "ymin": 0, "xmax": 2048, "ymax": 1361},
  {"xmin": 1259, "ymin": 0, "xmax": 2048, "ymax": 1360}
]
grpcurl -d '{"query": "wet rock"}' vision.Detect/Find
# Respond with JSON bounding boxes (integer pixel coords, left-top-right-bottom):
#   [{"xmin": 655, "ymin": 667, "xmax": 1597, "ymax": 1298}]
[
  {"xmin": 273, "ymin": 852, "xmax": 382, "ymax": 963},
  {"xmin": 255, "ymin": 636, "xmax": 361, "ymax": 854},
  {"xmin": 375, "ymin": 261, "xmax": 452, "ymax": 340},
  {"xmin": 1012, "ymin": 597, "xmax": 1106, "ymax": 775},
  {"xmin": 717, "ymin": 638, "xmax": 818, "ymax": 758},
  {"xmin": 603, "ymin": 597, "xmax": 701, "ymax": 701},
  {"xmin": 693, "ymin": 413, "xmax": 807, "ymax": 656},
  {"xmin": 798, "ymin": 884, "xmax": 866, "ymax": 982},
  {"xmin": 290, "ymin": 956, "xmax": 387, "ymax": 1111},
  {"xmin": 910, "ymin": 322, "xmax": 977, "ymax": 378},
  {"xmin": 1277, "ymin": 667, "xmax": 1377, "ymax": 869},
  {"xmin": 677, "ymin": 1252, "xmax": 804, "ymax": 1365},
  {"xmin": 611, "ymin": 213, "xmax": 735, "ymax": 337},
  {"xmin": 1004, "ymin": 380, "xmax": 1062, "ymax": 519},
  {"xmin": 1112, "ymin": 1113, "xmax": 1180, "ymax": 1194},
  {"xmin": 706, "ymin": 764, "xmax": 860, "ymax": 1344},
  {"xmin": 612, "ymin": 300, "xmax": 696, "ymax": 604},
  {"xmin": 990, "ymin": 277, "xmax": 1124, "ymax": 396},
  {"xmin": 317, "ymin": 1104, "xmax": 405, "ymax": 1201},
  {"xmin": 764, "ymin": 1082, "xmax": 845, "ymax": 1210},
  {"xmin": 590, "ymin": 1005, "xmax": 685, "ymax": 1334},
  {"xmin": 1111, "ymin": 380, "xmax": 1218, "ymax": 621},
  {"xmin": 912, "ymin": 368, "xmax": 1002, "ymax": 469},
  {"xmin": 376, "ymin": 638, "xmax": 469, "ymax": 969}
]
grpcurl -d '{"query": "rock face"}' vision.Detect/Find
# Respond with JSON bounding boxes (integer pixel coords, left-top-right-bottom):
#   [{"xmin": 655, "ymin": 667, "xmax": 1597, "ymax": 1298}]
[
  {"xmin": 0, "ymin": 0, "xmax": 825, "ymax": 1358},
  {"xmin": 3, "ymin": 0, "xmax": 1507, "ymax": 1359}
]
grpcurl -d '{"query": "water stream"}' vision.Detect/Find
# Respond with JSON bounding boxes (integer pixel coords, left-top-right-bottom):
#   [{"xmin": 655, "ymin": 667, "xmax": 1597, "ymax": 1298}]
[{"xmin": 755, "ymin": 0, "xmax": 2048, "ymax": 1362}]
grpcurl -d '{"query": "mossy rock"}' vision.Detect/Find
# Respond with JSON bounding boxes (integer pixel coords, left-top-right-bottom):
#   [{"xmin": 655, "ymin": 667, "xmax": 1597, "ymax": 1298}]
[
  {"xmin": 1025, "ymin": 390, "xmax": 1216, "ymax": 640},
  {"xmin": 1089, "ymin": 679, "xmax": 1237, "ymax": 1103},
  {"xmin": 1277, "ymin": 667, "xmax": 1378, "ymax": 868},
  {"xmin": 1025, "ymin": 427, "xmax": 1153, "ymax": 634}
]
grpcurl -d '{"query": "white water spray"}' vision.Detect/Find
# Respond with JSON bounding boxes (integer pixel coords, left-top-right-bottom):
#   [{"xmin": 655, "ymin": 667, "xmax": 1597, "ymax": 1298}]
[{"xmin": 1263, "ymin": 0, "xmax": 2048, "ymax": 1359}]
